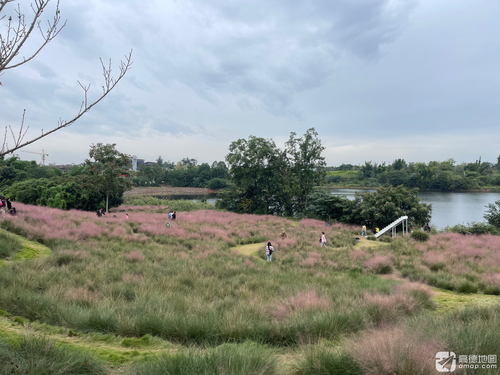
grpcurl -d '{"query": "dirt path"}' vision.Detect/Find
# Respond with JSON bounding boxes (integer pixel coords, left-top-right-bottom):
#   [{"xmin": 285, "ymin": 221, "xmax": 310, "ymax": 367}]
[{"xmin": 232, "ymin": 243, "xmax": 265, "ymax": 256}]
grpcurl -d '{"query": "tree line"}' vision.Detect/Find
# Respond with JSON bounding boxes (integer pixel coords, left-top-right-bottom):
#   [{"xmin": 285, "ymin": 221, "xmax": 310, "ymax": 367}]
[
  {"xmin": 134, "ymin": 158, "xmax": 230, "ymax": 190},
  {"xmin": 215, "ymin": 129, "xmax": 432, "ymax": 228},
  {"xmin": 0, "ymin": 144, "xmax": 130, "ymax": 212},
  {"xmin": 326, "ymin": 157, "xmax": 500, "ymax": 191}
]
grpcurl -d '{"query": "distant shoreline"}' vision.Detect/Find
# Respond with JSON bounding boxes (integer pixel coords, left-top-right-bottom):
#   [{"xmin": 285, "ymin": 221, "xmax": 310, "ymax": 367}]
[
  {"xmin": 321, "ymin": 185, "xmax": 500, "ymax": 193},
  {"xmin": 124, "ymin": 186, "xmax": 218, "ymax": 196}
]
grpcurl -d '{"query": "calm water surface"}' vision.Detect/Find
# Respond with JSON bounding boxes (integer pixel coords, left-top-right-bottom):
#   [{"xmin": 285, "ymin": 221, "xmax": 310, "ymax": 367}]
[
  {"xmin": 170, "ymin": 189, "xmax": 500, "ymax": 230},
  {"xmin": 328, "ymin": 189, "xmax": 500, "ymax": 229}
]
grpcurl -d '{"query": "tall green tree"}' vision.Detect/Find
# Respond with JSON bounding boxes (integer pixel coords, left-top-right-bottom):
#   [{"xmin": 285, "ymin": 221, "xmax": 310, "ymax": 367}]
[
  {"xmin": 484, "ymin": 200, "xmax": 500, "ymax": 228},
  {"xmin": 224, "ymin": 136, "xmax": 283, "ymax": 214},
  {"xmin": 350, "ymin": 186, "xmax": 432, "ymax": 228},
  {"xmin": 221, "ymin": 129, "xmax": 326, "ymax": 215},
  {"xmin": 285, "ymin": 128, "xmax": 326, "ymax": 212},
  {"xmin": 83, "ymin": 143, "xmax": 132, "ymax": 213}
]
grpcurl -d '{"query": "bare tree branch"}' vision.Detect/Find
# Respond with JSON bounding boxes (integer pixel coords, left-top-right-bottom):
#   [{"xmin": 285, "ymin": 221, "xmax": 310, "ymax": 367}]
[
  {"xmin": 1, "ymin": 50, "xmax": 133, "ymax": 156},
  {"xmin": 0, "ymin": 0, "xmax": 65, "ymax": 72},
  {"xmin": 0, "ymin": 1, "xmax": 133, "ymax": 157}
]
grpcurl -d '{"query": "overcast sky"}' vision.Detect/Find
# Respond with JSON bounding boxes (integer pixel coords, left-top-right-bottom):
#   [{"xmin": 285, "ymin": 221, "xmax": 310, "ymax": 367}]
[{"xmin": 1, "ymin": 0, "xmax": 499, "ymax": 166}]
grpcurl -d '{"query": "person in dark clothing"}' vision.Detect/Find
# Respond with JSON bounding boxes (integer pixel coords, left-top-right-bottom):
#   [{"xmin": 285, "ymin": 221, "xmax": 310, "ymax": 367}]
[{"xmin": 6, "ymin": 198, "xmax": 12, "ymax": 210}]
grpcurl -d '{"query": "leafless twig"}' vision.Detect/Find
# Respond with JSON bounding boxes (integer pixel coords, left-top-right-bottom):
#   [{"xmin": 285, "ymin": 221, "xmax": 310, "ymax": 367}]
[
  {"xmin": 0, "ymin": 1, "xmax": 133, "ymax": 156},
  {"xmin": 1, "ymin": 50, "xmax": 133, "ymax": 156}
]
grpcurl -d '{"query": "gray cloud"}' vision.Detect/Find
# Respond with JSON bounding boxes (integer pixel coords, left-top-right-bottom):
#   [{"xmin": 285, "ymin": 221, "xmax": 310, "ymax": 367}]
[
  {"xmin": 3, "ymin": 0, "xmax": 500, "ymax": 166},
  {"xmin": 142, "ymin": 0, "xmax": 419, "ymax": 116}
]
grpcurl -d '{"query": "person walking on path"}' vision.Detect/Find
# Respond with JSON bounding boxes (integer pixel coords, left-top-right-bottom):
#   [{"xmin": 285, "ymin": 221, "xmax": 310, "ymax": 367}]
[
  {"xmin": 361, "ymin": 224, "xmax": 367, "ymax": 237},
  {"xmin": 320, "ymin": 232, "xmax": 327, "ymax": 248},
  {"xmin": 280, "ymin": 228, "xmax": 287, "ymax": 240},
  {"xmin": 266, "ymin": 242, "xmax": 274, "ymax": 261}
]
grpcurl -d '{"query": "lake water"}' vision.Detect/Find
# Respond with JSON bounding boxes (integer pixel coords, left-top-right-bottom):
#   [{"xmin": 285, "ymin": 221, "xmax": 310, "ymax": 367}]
[
  {"xmin": 328, "ymin": 189, "xmax": 500, "ymax": 230},
  {"xmin": 168, "ymin": 189, "xmax": 500, "ymax": 230}
]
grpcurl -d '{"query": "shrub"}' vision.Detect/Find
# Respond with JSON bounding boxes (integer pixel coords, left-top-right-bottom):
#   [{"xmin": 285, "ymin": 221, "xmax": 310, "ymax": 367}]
[
  {"xmin": 0, "ymin": 336, "xmax": 108, "ymax": 375},
  {"xmin": 125, "ymin": 251, "xmax": 144, "ymax": 263},
  {"xmin": 411, "ymin": 231, "xmax": 429, "ymax": 242},
  {"xmin": 378, "ymin": 236, "xmax": 392, "ymax": 243},
  {"xmin": 0, "ymin": 230, "xmax": 23, "ymax": 259},
  {"xmin": 292, "ymin": 347, "xmax": 362, "ymax": 375},
  {"xmin": 367, "ymin": 235, "xmax": 377, "ymax": 241},
  {"xmin": 457, "ymin": 281, "xmax": 478, "ymax": 294},
  {"xmin": 445, "ymin": 222, "xmax": 500, "ymax": 235},
  {"xmin": 131, "ymin": 342, "xmax": 276, "ymax": 375},
  {"xmin": 364, "ymin": 256, "xmax": 393, "ymax": 275},
  {"xmin": 207, "ymin": 178, "xmax": 229, "ymax": 190}
]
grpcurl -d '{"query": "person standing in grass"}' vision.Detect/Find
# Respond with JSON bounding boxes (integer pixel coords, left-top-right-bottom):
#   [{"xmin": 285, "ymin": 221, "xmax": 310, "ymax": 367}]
[
  {"xmin": 320, "ymin": 232, "xmax": 327, "ymax": 248},
  {"xmin": 266, "ymin": 242, "xmax": 274, "ymax": 261},
  {"xmin": 361, "ymin": 224, "xmax": 367, "ymax": 237},
  {"xmin": 280, "ymin": 228, "xmax": 287, "ymax": 240}
]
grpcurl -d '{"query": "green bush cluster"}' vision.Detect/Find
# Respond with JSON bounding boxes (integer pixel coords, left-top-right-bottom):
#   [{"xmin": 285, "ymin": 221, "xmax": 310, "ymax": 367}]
[
  {"xmin": 0, "ymin": 231, "xmax": 23, "ymax": 259},
  {"xmin": 410, "ymin": 231, "xmax": 429, "ymax": 242},
  {"xmin": 0, "ymin": 336, "xmax": 108, "ymax": 375}
]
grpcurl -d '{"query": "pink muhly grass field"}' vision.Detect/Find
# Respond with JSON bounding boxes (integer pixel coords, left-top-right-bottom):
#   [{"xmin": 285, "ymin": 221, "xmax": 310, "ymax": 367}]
[
  {"xmin": 299, "ymin": 218, "xmax": 326, "ymax": 228},
  {"xmin": 125, "ymin": 251, "xmax": 144, "ymax": 262},
  {"xmin": 350, "ymin": 327, "xmax": 444, "ymax": 375},
  {"xmin": 271, "ymin": 290, "xmax": 331, "ymax": 320},
  {"xmin": 364, "ymin": 255, "xmax": 393, "ymax": 270},
  {"xmin": 122, "ymin": 273, "xmax": 144, "ymax": 283},
  {"xmin": 419, "ymin": 233, "xmax": 500, "ymax": 273},
  {"xmin": 272, "ymin": 238, "xmax": 297, "ymax": 250},
  {"xmin": 300, "ymin": 253, "xmax": 324, "ymax": 268},
  {"xmin": 350, "ymin": 249, "xmax": 370, "ymax": 262}
]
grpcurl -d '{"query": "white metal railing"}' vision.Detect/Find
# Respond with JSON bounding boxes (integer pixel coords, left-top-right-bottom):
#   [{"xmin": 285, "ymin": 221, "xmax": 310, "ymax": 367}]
[{"xmin": 374, "ymin": 216, "xmax": 408, "ymax": 238}]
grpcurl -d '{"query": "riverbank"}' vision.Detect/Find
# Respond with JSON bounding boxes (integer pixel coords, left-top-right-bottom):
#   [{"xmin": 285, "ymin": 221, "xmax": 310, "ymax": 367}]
[{"xmin": 322, "ymin": 184, "xmax": 500, "ymax": 192}]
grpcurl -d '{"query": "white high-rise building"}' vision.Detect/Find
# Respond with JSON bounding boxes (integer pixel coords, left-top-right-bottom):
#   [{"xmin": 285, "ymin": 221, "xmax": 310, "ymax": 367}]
[{"xmin": 132, "ymin": 155, "xmax": 138, "ymax": 171}]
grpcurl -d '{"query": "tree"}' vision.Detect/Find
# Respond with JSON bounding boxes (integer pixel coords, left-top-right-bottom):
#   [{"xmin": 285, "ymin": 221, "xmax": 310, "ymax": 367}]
[
  {"xmin": 484, "ymin": 200, "xmax": 500, "ymax": 228},
  {"xmin": 285, "ymin": 128, "xmax": 326, "ymax": 212},
  {"xmin": 0, "ymin": 0, "xmax": 132, "ymax": 156},
  {"xmin": 350, "ymin": 186, "xmax": 432, "ymax": 228},
  {"xmin": 224, "ymin": 136, "xmax": 283, "ymax": 214},
  {"xmin": 180, "ymin": 158, "xmax": 197, "ymax": 167},
  {"xmin": 83, "ymin": 143, "xmax": 132, "ymax": 213},
  {"xmin": 307, "ymin": 190, "xmax": 353, "ymax": 222},
  {"xmin": 392, "ymin": 158, "xmax": 407, "ymax": 171},
  {"xmin": 222, "ymin": 129, "xmax": 326, "ymax": 215}
]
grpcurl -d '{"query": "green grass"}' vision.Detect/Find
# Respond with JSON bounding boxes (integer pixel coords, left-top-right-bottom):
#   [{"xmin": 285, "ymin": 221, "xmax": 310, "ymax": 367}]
[
  {"xmin": 131, "ymin": 342, "xmax": 277, "ymax": 375},
  {"xmin": 0, "ymin": 335, "xmax": 108, "ymax": 375},
  {"xmin": 0, "ymin": 228, "xmax": 51, "ymax": 267},
  {"xmin": 1, "ymin": 203, "xmax": 499, "ymax": 373}
]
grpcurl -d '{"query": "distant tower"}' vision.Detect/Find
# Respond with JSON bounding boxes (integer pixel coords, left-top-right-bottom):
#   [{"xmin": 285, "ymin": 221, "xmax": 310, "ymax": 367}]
[{"xmin": 132, "ymin": 155, "xmax": 138, "ymax": 171}]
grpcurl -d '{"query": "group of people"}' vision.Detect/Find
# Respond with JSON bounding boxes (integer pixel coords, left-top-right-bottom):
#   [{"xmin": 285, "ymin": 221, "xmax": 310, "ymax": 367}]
[
  {"xmin": 96, "ymin": 208, "xmax": 106, "ymax": 217},
  {"xmin": 168, "ymin": 211, "xmax": 177, "ymax": 220},
  {"xmin": 0, "ymin": 197, "xmax": 16, "ymax": 215}
]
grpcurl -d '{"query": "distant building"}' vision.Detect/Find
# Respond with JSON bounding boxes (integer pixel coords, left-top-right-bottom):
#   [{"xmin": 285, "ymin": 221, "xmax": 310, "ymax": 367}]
[{"xmin": 131, "ymin": 155, "xmax": 138, "ymax": 171}]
